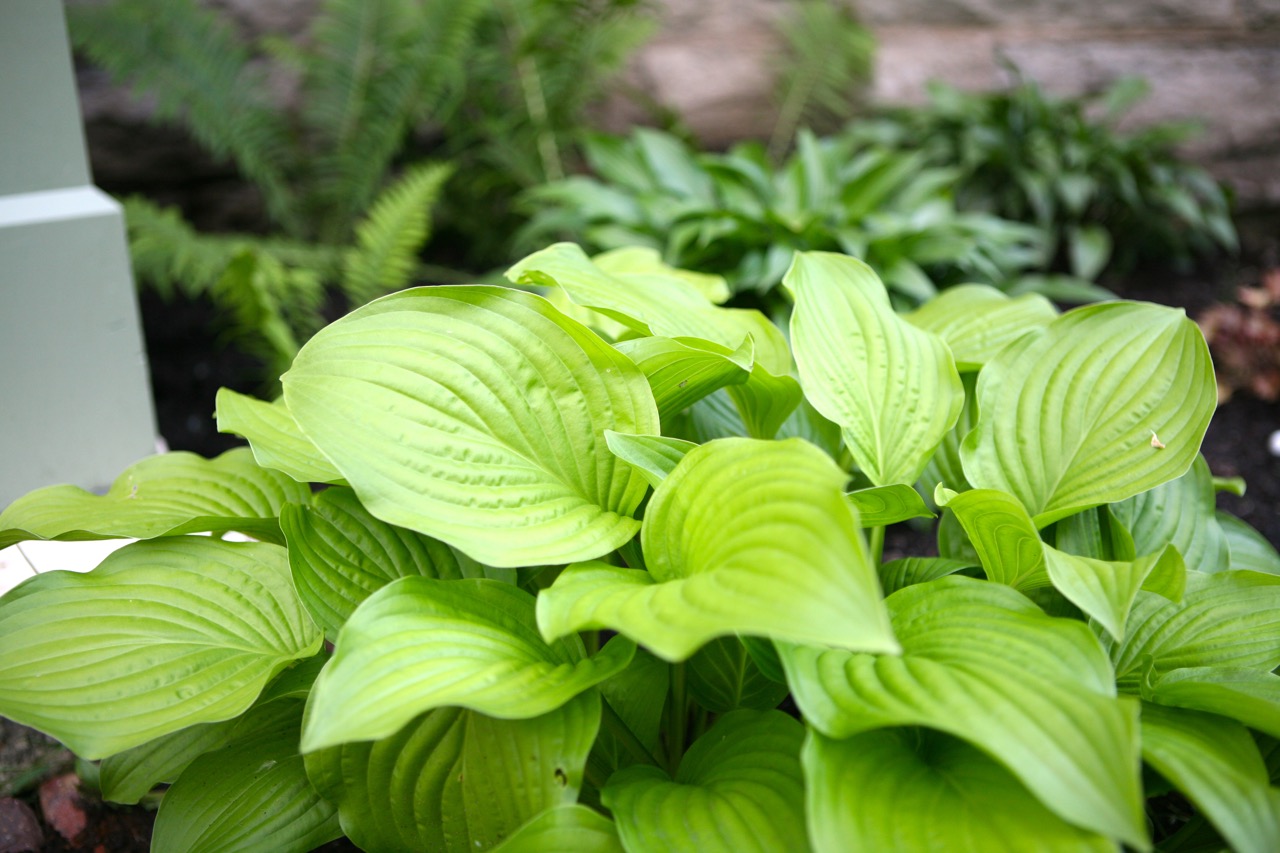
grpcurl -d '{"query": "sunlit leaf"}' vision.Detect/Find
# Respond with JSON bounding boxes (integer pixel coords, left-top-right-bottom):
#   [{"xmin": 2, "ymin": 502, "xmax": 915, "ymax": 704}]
[
  {"xmin": 1044, "ymin": 543, "xmax": 1185, "ymax": 641},
  {"xmin": 614, "ymin": 335, "xmax": 751, "ymax": 424},
  {"xmin": 493, "ymin": 805, "xmax": 623, "ymax": 853},
  {"xmin": 214, "ymin": 389, "xmax": 344, "ymax": 484},
  {"xmin": 603, "ymin": 432, "xmax": 695, "ymax": 488},
  {"xmin": 1110, "ymin": 456, "xmax": 1229, "ymax": 574},
  {"xmin": 938, "ymin": 488, "xmax": 1048, "ymax": 590},
  {"xmin": 846, "ymin": 484, "xmax": 934, "ymax": 527},
  {"xmin": 905, "ymin": 283, "xmax": 1057, "ymax": 371},
  {"xmin": 1144, "ymin": 667, "xmax": 1280, "ymax": 738}
]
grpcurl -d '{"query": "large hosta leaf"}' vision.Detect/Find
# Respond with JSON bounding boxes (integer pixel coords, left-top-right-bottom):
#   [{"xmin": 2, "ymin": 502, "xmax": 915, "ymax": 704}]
[
  {"xmin": 905, "ymin": 283, "xmax": 1058, "ymax": 371},
  {"xmin": 151, "ymin": 700, "xmax": 340, "ymax": 853},
  {"xmin": 0, "ymin": 538, "xmax": 321, "ymax": 758},
  {"xmin": 302, "ymin": 578, "xmax": 632, "ymax": 751},
  {"xmin": 1140, "ymin": 702, "xmax": 1280, "ymax": 853},
  {"xmin": 780, "ymin": 577, "xmax": 1147, "ymax": 847},
  {"xmin": 785, "ymin": 251, "xmax": 963, "ymax": 486},
  {"xmin": 537, "ymin": 438, "xmax": 897, "ymax": 661},
  {"xmin": 281, "ymin": 286, "xmax": 659, "ymax": 568},
  {"xmin": 805, "ymin": 728, "xmax": 1112, "ymax": 852},
  {"xmin": 602, "ymin": 710, "xmax": 807, "ymax": 853},
  {"xmin": 214, "ymin": 389, "xmax": 345, "ymax": 484},
  {"xmin": 1219, "ymin": 512, "xmax": 1280, "ymax": 574},
  {"xmin": 1144, "ymin": 667, "xmax": 1280, "ymax": 738},
  {"xmin": 305, "ymin": 693, "xmax": 600, "ymax": 853},
  {"xmin": 280, "ymin": 487, "xmax": 464, "ymax": 641},
  {"xmin": 1110, "ymin": 456, "xmax": 1229, "ymax": 574},
  {"xmin": 0, "ymin": 448, "xmax": 309, "ymax": 548},
  {"xmin": 613, "ymin": 335, "xmax": 751, "ymax": 423},
  {"xmin": 961, "ymin": 301, "xmax": 1216, "ymax": 527}
]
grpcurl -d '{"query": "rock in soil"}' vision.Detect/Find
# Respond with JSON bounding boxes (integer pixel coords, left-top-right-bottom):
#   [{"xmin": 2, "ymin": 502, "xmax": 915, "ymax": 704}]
[{"xmin": 0, "ymin": 798, "xmax": 43, "ymax": 853}]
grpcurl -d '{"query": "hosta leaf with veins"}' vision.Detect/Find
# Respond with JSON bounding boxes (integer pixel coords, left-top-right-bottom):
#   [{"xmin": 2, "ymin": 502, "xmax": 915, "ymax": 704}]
[
  {"xmin": 905, "ymin": 282, "xmax": 1058, "ymax": 371},
  {"xmin": 537, "ymin": 438, "xmax": 896, "ymax": 661},
  {"xmin": 961, "ymin": 301, "xmax": 1216, "ymax": 527},
  {"xmin": 282, "ymin": 285, "xmax": 659, "ymax": 568},
  {"xmin": 215, "ymin": 388, "xmax": 344, "ymax": 484}
]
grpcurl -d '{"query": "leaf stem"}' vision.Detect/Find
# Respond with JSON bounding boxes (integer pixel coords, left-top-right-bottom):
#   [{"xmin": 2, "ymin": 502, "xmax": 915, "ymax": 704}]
[
  {"xmin": 667, "ymin": 662, "xmax": 687, "ymax": 776},
  {"xmin": 869, "ymin": 524, "xmax": 885, "ymax": 565},
  {"xmin": 601, "ymin": 697, "xmax": 664, "ymax": 769}
]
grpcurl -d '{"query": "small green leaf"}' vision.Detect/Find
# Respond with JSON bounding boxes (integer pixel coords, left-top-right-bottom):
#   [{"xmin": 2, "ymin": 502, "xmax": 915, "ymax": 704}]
[
  {"xmin": 961, "ymin": 302, "xmax": 1216, "ymax": 527},
  {"xmin": 725, "ymin": 365, "xmax": 804, "ymax": 440},
  {"xmin": 687, "ymin": 637, "xmax": 789, "ymax": 713},
  {"xmin": 538, "ymin": 439, "xmax": 897, "ymax": 661},
  {"xmin": 614, "ymin": 335, "xmax": 752, "ymax": 424},
  {"xmin": 0, "ymin": 538, "xmax": 321, "ymax": 758},
  {"xmin": 214, "ymin": 389, "xmax": 345, "ymax": 484},
  {"xmin": 280, "ymin": 486, "xmax": 464, "ymax": 642},
  {"xmin": 492, "ymin": 805, "xmax": 623, "ymax": 853},
  {"xmin": 282, "ymin": 286, "xmax": 660, "ymax": 568},
  {"xmin": 1068, "ymin": 224, "xmax": 1113, "ymax": 281},
  {"xmin": 1110, "ymin": 456, "xmax": 1229, "ymax": 574},
  {"xmin": 939, "ymin": 488, "xmax": 1049, "ymax": 590},
  {"xmin": 0, "ymin": 448, "xmax": 310, "ymax": 548},
  {"xmin": 301, "ymin": 578, "xmax": 633, "ymax": 751},
  {"xmin": 805, "ymin": 727, "xmax": 1113, "ymax": 852},
  {"xmin": 1044, "ymin": 543, "xmax": 1186, "ymax": 641},
  {"xmin": 603, "ymin": 432, "xmax": 695, "ymax": 488},
  {"xmin": 785, "ymin": 251, "xmax": 963, "ymax": 486},
  {"xmin": 877, "ymin": 557, "xmax": 974, "ymax": 595},
  {"xmin": 846, "ymin": 484, "xmax": 935, "ymax": 527},
  {"xmin": 1140, "ymin": 702, "xmax": 1280, "ymax": 853},
  {"xmin": 602, "ymin": 711, "xmax": 807, "ymax": 853},
  {"xmin": 150, "ymin": 700, "xmax": 340, "ymax": 853},
  {"xmin": 1145, "ymin": 667, "xmax": 1280, "ymax": 738},
  {"xmin": 906, "ymin": 283, "xmax": 1058, "ymax": 371},
  {"xmin": 1219, "ymin": 512, "xmax": 1280, "ymax": 574}
]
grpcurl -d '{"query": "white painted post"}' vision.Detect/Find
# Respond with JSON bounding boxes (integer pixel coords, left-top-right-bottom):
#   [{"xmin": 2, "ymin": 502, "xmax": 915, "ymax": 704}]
[{"xmin": 0, "ymin": 0, "xmax": 158, "ymax": 507}]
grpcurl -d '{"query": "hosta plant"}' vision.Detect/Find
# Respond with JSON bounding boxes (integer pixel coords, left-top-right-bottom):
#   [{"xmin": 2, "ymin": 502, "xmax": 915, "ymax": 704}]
[{"xmin": 3, "ymin": 244, "xmax": 1280, "ymax": 852}]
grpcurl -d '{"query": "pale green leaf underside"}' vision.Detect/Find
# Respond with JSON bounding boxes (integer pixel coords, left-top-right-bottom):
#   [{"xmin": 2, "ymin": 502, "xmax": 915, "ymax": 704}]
[
  {"xmin": 306, "ymin": 694, "xmax": 600, "ymax": 853},
  {"xmin": 0, "ymin": 538, "xmax": 321, "ymax": 758},
  {"xmin": 492, "ymin": 805, "xmax": 623, "ymax": 853},
  {"xmin": 846, "ymin": 484, "xmax": 935, "ymax": 527},
  {"xmin": 805, "ymin": 728, "xmax": 1112, "ymax": 853},
  {"xmin": 602, "ymin": 710, "xmax": 807, "ymax": 853},
  {"xmin": 214, "ymin": 388, "xmax": 345, "ymax": 484},
  {"xmin": 282, "ymin": 285, "xmax": 659, "ymax": 568},
  {"xmin": 506, "ymin": 243, "xmax": 792, "ymax": 375},
  {"xmin": 905, "ymin": 283, "xmax": 1058, "ymax": 371},
  {"xmin": 780, "ymin": 577, "xmax": 1147, "ymax": 847},
  {"xmin": 302, "ymin": 578, "xmax": 632, "ymax": 751},
  {"xmin": 1140, "ymin": 702, "xmax": 1280, "ymax": 853},
  {"xmin": 538, "ymin": 438, "xmax": 897, "ymax": 661},
  {"xmin": 604, "ymin": 432, "xmax": 695, "ymax": 488},
  {"xmin": 0, "ymin": 448, "xmax": 309, "ymax": 549},
  {"xmin": 1110, "ymin": 456, "xmax": 1229, "ymax": 574},
  {"xmin": 961, "ymin": 301, "xmax": 1216, "ymax": 527},
  {"xmin": 614, "ymin": 335, "xmax": 751, "ymax": 423},
  {"xmin": 785, "ymin": 251, "xmax": 963, "ymax": 486},
  {"xmin": 1219, "ymin": 512, "xmax": 1280, "ymax": 575},
  {"xmin": 281, "ymin": 486, "xmax": 463, "ymax": 642},
  {"xmin": 151, "ymin": 701, "xmax": 340, "ymax": 853}
]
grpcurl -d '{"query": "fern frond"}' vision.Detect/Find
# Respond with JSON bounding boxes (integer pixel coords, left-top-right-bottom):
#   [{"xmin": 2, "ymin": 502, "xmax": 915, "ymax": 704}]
[
  {"xmin": 68, "ymin": 1, "xmax": 300, "ymax": 233},
  {"xmin": 769, "ymin": 0, "xmax": 874, "ymax": 161},
  {"xmin": 342, "ymin": 162, "xmax": 453, "ymax": 306},
  {"xmin": 211, "ymin": 251, "xmax": 305, "ymax": 387}
]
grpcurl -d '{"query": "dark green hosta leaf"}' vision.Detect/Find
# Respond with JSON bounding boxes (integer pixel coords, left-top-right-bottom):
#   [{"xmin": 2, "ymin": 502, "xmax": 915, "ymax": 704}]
[
  {"xmin": 214, "ymin": 389, "xmax": 345, "ymax": 484},
  {"xmin": 961, "ymin": 301, "xmax": 1216, "ymax": 528},
  {"xmin": 1111, "ymin": 456, "xmax": 1229, "ymax": 574},
  {"xmin": 1219, "ymin": 512, "xmax": 1280, "ymax": 574},
  {"xmin": 780, "ymin": 577, "xmax": 1147, "ymax": 847},
  {"xmin": 1140, "ymin": 702, "xmax": 1280, "ymax": 853},
  {"xmin": 604, "ymin": 432, "xmax": 695, "ymax": 488},
  {"xmin": 786, "ymin": 251, "xmax": 963, "ymax": 486},
  {"xmin": 878, "ymin": 557, "xmax": 974, "ymax": 595},
  {"xmin": 687, "ymin": 637, "xmax": 789, "ymax": 713},
  {"xmin": 151, "ymin": 700, "xmax": 340, "ymax": 853},
  {"xmin": 592, "ymin": 650, "xmax": 669, "ymax": 780},
  {"xmin": 0, "ymin": 538, "xmax": 321, "ymax": 758},
  {"xmin": 302, "ymin": 578, "xmax": 633, "ymax": 751},
  {"xmin": 614, "ymin": 335, "xmax": 752, "ymax": 424},
  {"xmin": 1051, "ymin": 506, "xmax": 1135, "ymax": 562},
  {"xmin": 282, "ymin": 286, "xmax": 659, "ymax": 568},
  {"xmin": 305, "ymin": 694, "xmax": 600, "ymax": 853},
  {"xmin": 1144, "ymin": 667, "xmax": 1280, "ymax": 739},
  {"xmin": 1107, "ymin": 571, "xmax": 1280, "ymax": 693},
  {"xmin": 0, "ymin": 448, "xmax": 309, "ymax": 548},
  {"xmin": 805, "ymin": 728, "xmax": 1112, "ymax": 852},
  {"xmin": 905, "ymin": 283, "xmax": 1058, "ymax": 371},
  {"xmin": 492, "ymin": 805, "xmax": 623, "ymax": 853},
  {"xmin": 537, "ymin": 438, "xmax": 897, "ymax": 661},
  {"xmin": 602, "ymin": 710, "xmax": 807, "ymax": 853},
  {"xmin": 507, "ymin": 243, "xmax": 792, "ymax": 375},
  {"xmin": 280, "ymin": 486, "xmax": 464, "ymax": 642},
  {"xmin": 846, "ymin": 484, "xmax": 934, "ymax": 527}
]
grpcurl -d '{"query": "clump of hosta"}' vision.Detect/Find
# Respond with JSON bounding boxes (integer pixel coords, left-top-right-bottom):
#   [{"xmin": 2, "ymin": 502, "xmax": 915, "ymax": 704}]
[{"xmin": 2, "ymin": 244, "xmax": 1278, "ymax": 853}]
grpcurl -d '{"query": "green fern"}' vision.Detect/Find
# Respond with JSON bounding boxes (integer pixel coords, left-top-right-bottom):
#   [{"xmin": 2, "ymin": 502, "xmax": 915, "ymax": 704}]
[{"xmin": 342, "ymin": 162, "xmax": 454, "ymax": 306}]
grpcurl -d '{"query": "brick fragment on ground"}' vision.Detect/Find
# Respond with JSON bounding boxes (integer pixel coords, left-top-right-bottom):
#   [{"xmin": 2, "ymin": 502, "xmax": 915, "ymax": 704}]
[{"xmin": 38, "ymin": 773, "xmax": 87, "ymax": 844}]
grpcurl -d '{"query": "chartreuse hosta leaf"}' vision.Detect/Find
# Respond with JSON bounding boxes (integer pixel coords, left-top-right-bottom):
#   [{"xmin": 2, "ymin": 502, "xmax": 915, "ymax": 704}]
[
  {"xmin": 961, "ymin": 301, "xmax": 1216, "ymax": 527},
  {"xmin": 905, "ymin": 283, "xmax": 1058, "ymax": 371},
  {"xmin": 1219, "ymin": 511, "xmax": 1280, "ymax": 574},
  {"xmin": 1043, "ymin": 543, "xmax": 1186, "ymax": 641},
  {"xmin": 537, "ymin": 438, "xmax": 897, "ymax": 661},
  {"xmin": 280, "ymin": 486, "xmax": 464, "ymax": 642},
  {"xmin": 726, "ymin": 365, "xmax": 805, "ymax": 440},
  {"xmin": 785, "ymin": 251, "xmax": 963, "ymax": 486},
  {"xmin": 594, "ymin": 245, "xmax": 730, "ymax": 305},
  {"xmin": 281, "ymin": 285, "xmax": 659, "ymax": 568},
  {"xmin": 301, "ymin": 578, "xmax": 633, "ymax": 751},
  {"xmin": 940, "ymin": 488, "xmax": 1049, "ymax": 590},
  {"xmin": 1140, "ymin": 702, "xmax": 1280, "ymax": 853},
  {"xmin": 0, "ymin": 538, "xmax": 321, "ymax": 758},
  {"xmin": 1110, "ymin": 455, "xmax": 1230, "ymax": 574},
  {"xmin": 613, "ymin": 335, "xmax": 752, "ymax": 422},
  {"xmin": 492, "ymin": 805, "xmax": 623, "ymax": 853},
  {"xmin": 602, "ymin": 710, "xmax": 807, "ymax": 853},
  {"xmin": 214, "ymin": 388, "xmax": 344, "ymax": 484},
  {"xmin": 805, "ymin": 728, "xmax": 1113, "ymax": 852},
  {"xmin": 151, "ymin": 700, "xmax": 340, "ymax": 853},
  {"xmin": 505, "ymin": 242, "xmax": 792, "ymax": 375},
  {"xmin": 0, "ymin": 447, "xmax": 309, "ymax": 549},
  {"xmin": 603, "ymin": 431, "xmax": 694, "ymax": 488},
  {"xmin": 780, "ymin": 577, "xmax": 1148, "ymax": 848},
  {"xmin": 877, "ymin": 558, "xmax": 974, "ymax": 595},
  {"xmin": 1144, "ymin": 668, "xmax": 1280, "ymax": 739},
  {"xmin": 305, "ymin": 693, "xmax": 600, "ymax": 853},
  {"xmin": 846, "ymin": 484, "xmax": 934, "ymax": 527}
]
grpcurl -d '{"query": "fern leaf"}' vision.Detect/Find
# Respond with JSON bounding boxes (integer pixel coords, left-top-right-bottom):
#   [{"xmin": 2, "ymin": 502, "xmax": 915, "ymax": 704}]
[
  {"xmin": 342, "ymin": 162, "xmax": 453, "ymax": 306},
  {"xmin": 211, "ymin": 251, "xmax": 304, "ymax": 386}
]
